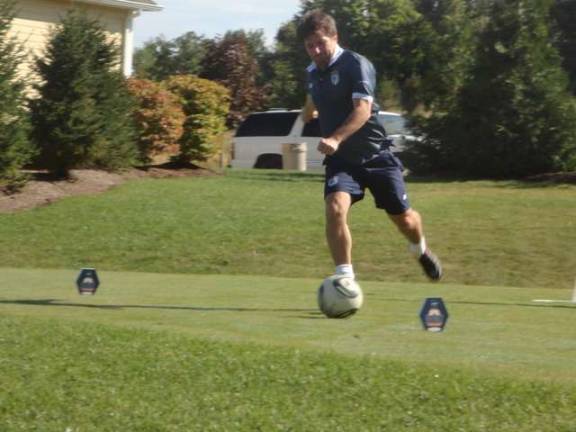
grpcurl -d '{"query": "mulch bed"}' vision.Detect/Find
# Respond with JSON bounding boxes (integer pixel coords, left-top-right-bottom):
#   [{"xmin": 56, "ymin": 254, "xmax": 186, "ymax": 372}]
[{"xmin": 0, "ymin": 163, "xmax": 217, "ymax": 213}]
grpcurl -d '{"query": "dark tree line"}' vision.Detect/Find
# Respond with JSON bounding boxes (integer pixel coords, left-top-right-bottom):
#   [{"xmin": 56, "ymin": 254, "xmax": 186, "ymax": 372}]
[
  {"xmin": 2, "ymin": 0, "xmax": 575, "ymax": 184},
  {"xmin": 132, "ymin": 0, "xmax": 576, "ymax": 178}
]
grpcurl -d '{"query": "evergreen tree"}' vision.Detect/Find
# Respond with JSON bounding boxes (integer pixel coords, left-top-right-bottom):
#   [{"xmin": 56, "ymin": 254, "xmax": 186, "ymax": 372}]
[
  {"xmin": 422, "ymin": 0, "xmax": 576, "ymax": 178},
  {"xmin": 0, "ymin": 0, "xmax": 34, "ymax": 191},
  {"xmin": 30, "ymin": 10, "xmax": 137, "ymax": 177},
  {"xmin": 551, "ymin": 0, "xmax": 576, "ymax": 95}
]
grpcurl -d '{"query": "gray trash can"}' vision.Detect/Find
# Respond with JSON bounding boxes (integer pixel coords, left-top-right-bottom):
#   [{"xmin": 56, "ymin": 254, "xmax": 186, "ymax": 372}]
[{"xmin": 282, "ymin": 142, "xmax": 307, "ymax": 171}]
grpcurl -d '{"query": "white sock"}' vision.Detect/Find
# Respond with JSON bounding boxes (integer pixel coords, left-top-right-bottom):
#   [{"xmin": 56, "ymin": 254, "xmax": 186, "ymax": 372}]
[
  {"xmin": 408, "ymin": 237, "xmax": 427, "ymax": 258},
  {"xmin": 335, "ymin": 264, "xmax": 355, "ymax": 278}
]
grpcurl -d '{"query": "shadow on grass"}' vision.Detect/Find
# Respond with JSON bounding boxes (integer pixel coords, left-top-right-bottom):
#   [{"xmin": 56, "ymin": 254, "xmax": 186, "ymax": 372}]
[
  {"xmin": 226, "ymin": 170, "xmax": 576, "ymax": 190},
  {"xmin": 373, "ymin": 297, "xmax": 576, "ymax": 310},
  {"xmin": 229, "ymin": 171, "xmax": 473, "ymax": 185},
  {"xmin": 404, "ymin": 172, "xmax": 576, "ymax": 189},
  {"xmin": 403, "ymin": 175, "xmax": 467, "ymax": 184},
  {"xmin": 492, "ymin": 181, "xmax": 576, "ymax": 190},
  {"xmin": 227, "ymin": 170, "xmax": 324, "ymax": 183},
  {"xmin": 0, "ymin": 298, "xmax": 320, "ymax": 315}
]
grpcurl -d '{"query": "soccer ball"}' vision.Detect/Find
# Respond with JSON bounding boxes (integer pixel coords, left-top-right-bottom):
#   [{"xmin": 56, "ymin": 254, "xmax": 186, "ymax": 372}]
[{"xmin": 317, "ymin": 275, "xmax": 364, "ymax": 319}]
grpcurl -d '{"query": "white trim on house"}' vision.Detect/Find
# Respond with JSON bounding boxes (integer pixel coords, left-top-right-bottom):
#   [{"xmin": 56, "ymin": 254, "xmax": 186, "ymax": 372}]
[
  {"xmin": 122, "ymin": 10, "xmax": 137, "ymax": 76},
  {"xmin": 75, "ymin": 0, "xmax": 163, "ymax": 11}
]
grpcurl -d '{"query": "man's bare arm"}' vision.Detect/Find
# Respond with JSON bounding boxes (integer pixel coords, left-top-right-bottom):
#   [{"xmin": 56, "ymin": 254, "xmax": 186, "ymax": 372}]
[
  {"xmin": 301, "ymin": 96, "xmax": 318, "ymax": 123},
  {"xmin": 317, "ymin": 98, "xmax": 372, "ymax": 155}
]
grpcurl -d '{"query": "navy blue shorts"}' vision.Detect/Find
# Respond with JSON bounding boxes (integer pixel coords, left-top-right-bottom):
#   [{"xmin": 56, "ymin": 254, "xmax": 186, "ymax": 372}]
[{"xmin": 324, "ymin": 151, "xmax": 410, "ymax": 215}]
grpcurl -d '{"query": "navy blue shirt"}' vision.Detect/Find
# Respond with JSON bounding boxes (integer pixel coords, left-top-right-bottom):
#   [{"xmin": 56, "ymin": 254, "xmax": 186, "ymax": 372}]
[{"xmin": 306, "ymin": 48, "xmax": 389, "ymax": 165}]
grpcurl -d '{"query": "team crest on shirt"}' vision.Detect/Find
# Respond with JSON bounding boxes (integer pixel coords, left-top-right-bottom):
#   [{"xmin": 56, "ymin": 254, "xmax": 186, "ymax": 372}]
[{"xmin": 330, "ymin": 71, "xmax": 340, "ymax": 86}]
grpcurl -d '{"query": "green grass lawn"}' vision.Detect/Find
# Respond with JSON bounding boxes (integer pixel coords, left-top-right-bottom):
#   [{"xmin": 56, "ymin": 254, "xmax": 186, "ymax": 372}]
[
  {"xmin": 1, "ymin": 171, "xmax": 575, "ymax": 431},
  {"xmin": 0, "ymin": 170, "xmax": 575, "ymax": 289},
  {"xmin": 1, "ymin": 268, "xmax": 575, "ymax": 431}
]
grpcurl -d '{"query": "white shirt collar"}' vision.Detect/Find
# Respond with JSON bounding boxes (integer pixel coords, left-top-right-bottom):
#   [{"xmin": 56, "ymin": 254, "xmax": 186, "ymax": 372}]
[
  {"xmin": 328, "ymin": 44, "xmax": 344, "ymax": 67},
  {"xmin": 307, "ymin": 44, "xmax": 344, "ymax": 72}
]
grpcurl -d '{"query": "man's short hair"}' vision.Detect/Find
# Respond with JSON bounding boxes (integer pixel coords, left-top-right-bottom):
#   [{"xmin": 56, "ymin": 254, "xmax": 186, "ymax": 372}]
[{"xmin": 297, "ymin": 9, "xmax": 338, "ymax": 40}]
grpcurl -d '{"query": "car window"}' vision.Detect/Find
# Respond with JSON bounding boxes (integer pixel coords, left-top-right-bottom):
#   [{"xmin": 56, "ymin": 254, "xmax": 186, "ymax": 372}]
[
  {"xmin": 378, "ymin": 114, "xmax": 408, "ymax": 135},
  {"xmin": 235, "ymin": 112, "xmax": 299, "ymax": 137},
  {"xmin": 302, "ymin": 118, "xmax": 322, "ymax": 137}
]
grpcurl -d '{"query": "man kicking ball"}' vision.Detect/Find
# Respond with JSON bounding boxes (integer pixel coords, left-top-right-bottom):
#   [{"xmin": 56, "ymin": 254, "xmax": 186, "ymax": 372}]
[{"xmin": 299, "ymin": 10, "xmax": 442, "ymax": 281}]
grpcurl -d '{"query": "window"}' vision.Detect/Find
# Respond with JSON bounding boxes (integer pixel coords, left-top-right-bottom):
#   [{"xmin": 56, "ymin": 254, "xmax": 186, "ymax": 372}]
[
  {"xmin": 378, "ymin": 114, "xmax": 408, "ymax": 135},
  {"xmin": 235, "ymin": 112, "xmax": 299, "ymax": 137}
]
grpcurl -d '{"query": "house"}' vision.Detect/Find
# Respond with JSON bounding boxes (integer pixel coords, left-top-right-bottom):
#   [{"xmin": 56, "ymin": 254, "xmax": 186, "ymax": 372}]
[{"xmin": 8, "ymin": 0, "xmax": 162, "ymax": 77}]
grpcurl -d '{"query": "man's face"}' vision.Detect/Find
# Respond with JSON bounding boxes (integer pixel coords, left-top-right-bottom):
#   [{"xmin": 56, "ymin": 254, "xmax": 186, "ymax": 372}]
[{"xmin": 304, "ymin": 31, "xmax": 338, "ymax": 70}]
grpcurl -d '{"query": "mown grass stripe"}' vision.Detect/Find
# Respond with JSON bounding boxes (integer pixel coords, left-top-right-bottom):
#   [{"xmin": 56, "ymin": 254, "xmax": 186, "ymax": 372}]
[{"xmin": 1, "ymin": 315, "xmax": 575, "ymax": 432}]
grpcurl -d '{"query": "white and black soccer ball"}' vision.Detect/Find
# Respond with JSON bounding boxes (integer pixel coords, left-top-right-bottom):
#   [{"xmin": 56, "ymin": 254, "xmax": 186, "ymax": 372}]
[{"xmin": 317, "ymin": 275, "xmax": 364, "ymax": 319}]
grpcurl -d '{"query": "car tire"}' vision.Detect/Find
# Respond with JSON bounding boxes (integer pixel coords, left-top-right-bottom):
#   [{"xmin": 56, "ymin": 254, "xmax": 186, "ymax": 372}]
[{"xmin": 253, "ymin": 153, "xmax": 282, "ymax": 169}]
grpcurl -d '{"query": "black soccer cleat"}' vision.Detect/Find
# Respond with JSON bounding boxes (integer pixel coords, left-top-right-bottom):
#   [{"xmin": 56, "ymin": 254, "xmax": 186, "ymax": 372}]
[{"xmin": 419, "ymin": 249, "xmax": 442, "ymax": 281}]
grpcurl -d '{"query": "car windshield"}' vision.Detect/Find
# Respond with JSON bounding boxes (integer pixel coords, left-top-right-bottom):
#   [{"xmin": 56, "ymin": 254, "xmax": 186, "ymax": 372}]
[{"xmin": 379, "ymin": 114, "xmax": 408, "ymax": 135}]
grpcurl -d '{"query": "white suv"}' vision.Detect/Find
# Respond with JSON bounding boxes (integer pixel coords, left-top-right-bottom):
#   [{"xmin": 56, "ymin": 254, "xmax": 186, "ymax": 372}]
[{"xmin": 231, "ymin": 109, "xmax": 415, "ymax": 169}]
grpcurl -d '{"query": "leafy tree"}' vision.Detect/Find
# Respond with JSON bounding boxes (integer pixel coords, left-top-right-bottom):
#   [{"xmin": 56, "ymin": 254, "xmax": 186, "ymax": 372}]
[
  {"xmin": 172, "ymin": 32, "xmax": 208, "ymax": 74},
  {"xmin": 200, "ymin": 32, "xmax": 266, "ymax": 127},
  {"xmin": 266, "ymin": 57, "xmax": 302, "ymax": 109},
  {"xmin": 163, "ymin": 75, "xmax": 230, "ymax": 163},
  {"xmin": 411, "ymin": 0, "xmax": 476, "ymax": 113},
  {"xmin": 269, "ymin": 0, "xmax": 435, "ymax": 112},
  {"xmin": 0, "ymin": 0, "xmax": 34, "ymax": 192},
  {"xmin": 209, "ymin": 29, "xmax": 277, "ymax": 98},
  {"xmin": 126, "ymin": 78, "xmax": 185, "ymax": 164},
  {"xmin": 133, "ymin": 36, "xmax": 172, "ymax": 80},
  {"xmin": 133, "ymin": 32, "xmax": 207, "ymax": 81},
  {"xmin": 30, "ymin": 10, "xmax": 137, "ymax": 177},
  {"xmin": 416, "ymin": 0, "xmax": 576, "ymax": 178},
  {"xmin": 237, "ymin": 29, "xmax": 268, "ymax": 54},
  {"xmin": 266, "ymin": 20, "xmax": 310, "ymax": 109}
]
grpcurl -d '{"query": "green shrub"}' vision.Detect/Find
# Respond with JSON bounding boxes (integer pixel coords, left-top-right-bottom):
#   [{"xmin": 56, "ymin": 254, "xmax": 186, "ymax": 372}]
[
  {"xmin": 163, "ymin": 75, "xmax": 229, "ymax": 163},
  {"xmin": 126, "ymin": 78, "xmax": 185, "ymax": 164},
  {"xmin": 0, "ymin": 0, "xmax": 34, "ymax": 192},
  {"xmin": 29, "ymin": 10, "xmax": 137, "ymax": 177}
]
